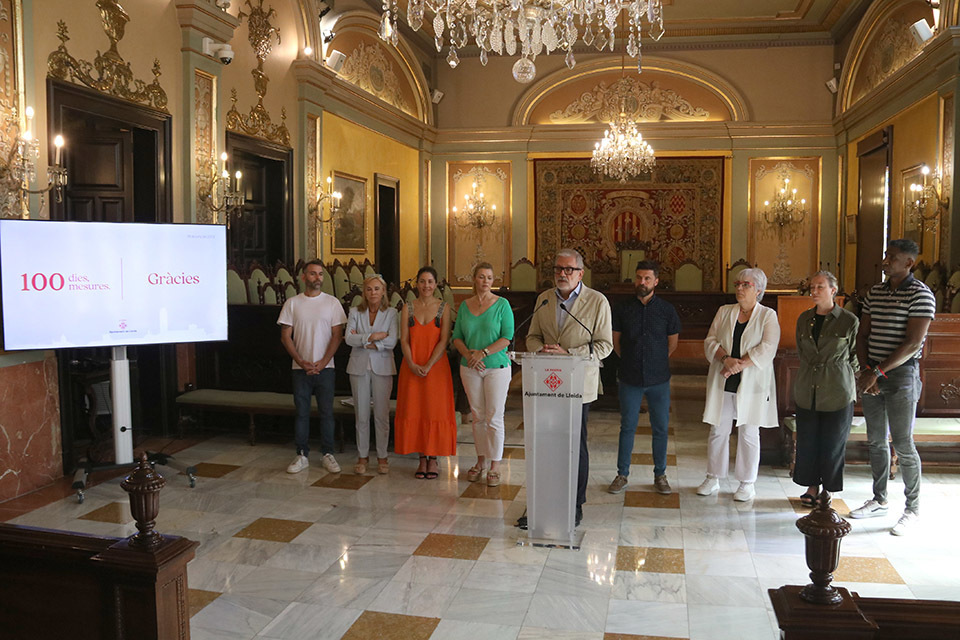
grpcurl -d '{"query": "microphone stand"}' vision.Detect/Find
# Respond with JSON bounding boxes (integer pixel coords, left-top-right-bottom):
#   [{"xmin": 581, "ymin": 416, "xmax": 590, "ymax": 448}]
[
  {"xmin": 559, "ymin": 301, "xmax": 595, "ymax": 355},
  {"xmin": 510, "ymin": 298, "xmax": 548, "ymax": 353}
]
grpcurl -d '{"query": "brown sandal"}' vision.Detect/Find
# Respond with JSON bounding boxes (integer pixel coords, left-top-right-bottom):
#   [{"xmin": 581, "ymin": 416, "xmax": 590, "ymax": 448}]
[
  {"xmin": 487, "ymin": 470, "xmax": 501, "ymax": 487},
  {"xmin": 466, "ymin": 466, "xmax": 483, "ymax": 482},
  {"xmin": 354, "ymin": 458, "xmax": 368, "ymax": 475},
  {"xmin": 377, "ymin": 458, "xmax": 389, "ymax": 474}
]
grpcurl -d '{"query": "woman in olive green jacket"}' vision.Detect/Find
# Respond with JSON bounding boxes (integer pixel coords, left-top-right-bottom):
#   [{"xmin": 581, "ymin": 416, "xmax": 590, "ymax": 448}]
[{"xmin": 793, "ymin": 271, "xmax": 859, "ymax": 507}]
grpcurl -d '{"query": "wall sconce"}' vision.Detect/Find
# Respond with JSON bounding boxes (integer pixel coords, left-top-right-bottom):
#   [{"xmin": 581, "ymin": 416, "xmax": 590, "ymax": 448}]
[
  {"xmin": 197, "ymin": 151, "xmax": 244, "ymax": 227},
  {"xmin": 909, "ymin": 164, "xmax": 948, "ymax": 231},
  {"xmin": 762, "ymin": 177, "xmax": 808, "ymax": 241},
  {"xmin": 310, "ymin": 173, "xmax": 342, "ymax": 224},
  {"xmin": 0, "ymin": 106, "xmax": 68, "ymax": 217}
]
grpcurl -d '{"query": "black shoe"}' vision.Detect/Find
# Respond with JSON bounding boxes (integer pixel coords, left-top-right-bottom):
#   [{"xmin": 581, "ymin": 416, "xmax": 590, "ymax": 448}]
[
  {"xmin": 575, "ymin": 506, "xmax": 583, "ymax": 527},
  {"xmin": 515, "ymin": 515, "xmax": 528, "ymax": 530}
]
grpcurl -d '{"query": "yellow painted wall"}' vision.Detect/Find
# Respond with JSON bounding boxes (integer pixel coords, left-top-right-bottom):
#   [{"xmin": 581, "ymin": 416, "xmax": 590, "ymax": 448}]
[
  {"xmin": 321, "ymin": 111, "xmax": 420, "ymax": 279},
  {"xmin": 844, "ymin": 93, "xmax": 940, "ymax": 290}
]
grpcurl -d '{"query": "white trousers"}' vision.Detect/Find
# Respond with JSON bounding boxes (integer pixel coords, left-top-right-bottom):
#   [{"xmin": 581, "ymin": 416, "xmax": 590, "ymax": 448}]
[
  {"xmin": 350, "ymin": 370, "xmax": 393, "ymax": 459},
  {"xmin": 460, "ymin": 365, "xmax": 512, "ymax": 463},
  {"xmin": 706, "ymin": 391, "xmax": 761, "ymax": 483}
]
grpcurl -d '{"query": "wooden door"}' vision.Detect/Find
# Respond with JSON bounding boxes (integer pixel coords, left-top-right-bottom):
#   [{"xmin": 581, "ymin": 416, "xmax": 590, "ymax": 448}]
[{"xmin": 856, "ymin": 127, "xmax": 892, "ymax": 292}]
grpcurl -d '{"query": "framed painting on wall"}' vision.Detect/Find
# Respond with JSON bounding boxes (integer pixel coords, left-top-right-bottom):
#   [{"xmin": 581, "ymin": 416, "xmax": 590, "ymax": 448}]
[
  {"xmin": 845, "ymin": 215, "xmax": 858, "ymax": 244},
  {"xmin": 333, "ymin": 171, "xmax": 367, "ymax": 254},
  {"xmin": 446, "ymin": 161, "xmax": 512, "ymax": 289},
  {"xmin": 901, "ymin": 164, "xmax": 924, "ymax": 253}
]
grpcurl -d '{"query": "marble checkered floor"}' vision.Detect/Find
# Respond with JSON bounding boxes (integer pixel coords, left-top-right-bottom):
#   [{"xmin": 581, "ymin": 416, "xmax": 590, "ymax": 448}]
[{"xmin": 8, "ymin": 390, "xmax": 960, "ymax": 640}]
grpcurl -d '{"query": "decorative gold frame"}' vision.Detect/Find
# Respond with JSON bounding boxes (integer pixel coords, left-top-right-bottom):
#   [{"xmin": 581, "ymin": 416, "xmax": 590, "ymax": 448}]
[{"xmin": 332, "ymin": 171, "xmax": 367, "ymax": 254}]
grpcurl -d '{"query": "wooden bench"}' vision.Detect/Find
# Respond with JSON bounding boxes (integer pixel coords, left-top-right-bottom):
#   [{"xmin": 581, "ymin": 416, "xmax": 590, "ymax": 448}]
[{"xmin": 175, "ymin": 389, "xmax": 396, "ymax": 449}]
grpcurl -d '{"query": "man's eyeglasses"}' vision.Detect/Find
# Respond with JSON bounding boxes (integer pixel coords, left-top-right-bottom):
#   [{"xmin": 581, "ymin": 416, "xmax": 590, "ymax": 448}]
[
  {"xmin": 733, "ymin": 281, "xmax": 755, "ymax": 289},
  {"xmin": 553, "ymin": 266, "xmax": 583, "ymax": 275}
]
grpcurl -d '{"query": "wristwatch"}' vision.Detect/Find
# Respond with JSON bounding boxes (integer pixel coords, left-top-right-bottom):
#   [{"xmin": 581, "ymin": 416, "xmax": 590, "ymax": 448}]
[
  {"xmin": 481, "ymin": 348, "xmax": 490, "ymax": 357},
  {"xmin": 720, "ymin": 354, "xmax": 729, "ymax": 362}
]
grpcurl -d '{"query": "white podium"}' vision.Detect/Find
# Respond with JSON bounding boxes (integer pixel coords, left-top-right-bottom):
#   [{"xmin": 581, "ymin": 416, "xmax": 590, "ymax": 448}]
[{"xmin": 511, "ymin": 352, "xmax": 596, "ymax": 546}]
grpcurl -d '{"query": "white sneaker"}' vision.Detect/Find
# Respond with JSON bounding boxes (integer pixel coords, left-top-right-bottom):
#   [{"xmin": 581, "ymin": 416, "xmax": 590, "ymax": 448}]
[
  {"xmin": 286, "ymin": 454, "xmax": 309, "ymax": 474},
  {"xmin": 733, "ymin": 482, "xmax": 755, "ymax": 502},
  {"xmin": 890, "ymin": 512, "xmax": 918, "ymax": 536},
  {"xmin": 321, "ymin": 453, "xmax": 341, "ymax": 473},
  {"xmin": 849, "ymin": 499, "xmax": 888, "ymax": 519},
  {"xmin": 696, "ymin": 476, "xmax": 719, "ymax": 496}
]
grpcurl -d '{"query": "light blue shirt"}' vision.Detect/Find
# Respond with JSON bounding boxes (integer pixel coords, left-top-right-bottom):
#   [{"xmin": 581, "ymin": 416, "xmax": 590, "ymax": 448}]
[{"xmin": 556, "ymin": 281, "xmax": 583, "ymax": 330}]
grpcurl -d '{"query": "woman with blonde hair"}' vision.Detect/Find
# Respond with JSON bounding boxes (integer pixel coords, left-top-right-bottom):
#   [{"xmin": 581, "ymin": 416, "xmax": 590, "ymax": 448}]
[
  {"xmin": 452, "ymin": 262, "xmax": 515, "ymax": 487},
  {"xmin": 395, "ymin": 266, "xmax": 458, "ymax": 479},
  {"xmin": 345, "ymin": 274, "xmax": 398, "ymax": 474},
  {"xmin": 699, "ymin": 267, "xmax": 780, "ymax": 501}
]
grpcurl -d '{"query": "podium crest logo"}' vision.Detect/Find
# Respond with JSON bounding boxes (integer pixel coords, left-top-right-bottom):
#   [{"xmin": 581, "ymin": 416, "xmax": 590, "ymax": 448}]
[{"xmin": 544, "ymin": 373, "xmax": 563, "ymax": 391}]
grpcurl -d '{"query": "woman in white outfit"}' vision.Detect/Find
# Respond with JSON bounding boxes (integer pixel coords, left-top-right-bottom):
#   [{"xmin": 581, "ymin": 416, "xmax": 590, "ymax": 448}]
[
  {"xmin": 699, "ymin": 268, "xmax": 780, "ymax": 501},
  {"xmin": 345, "ymin": 275, "xmax": 398, "ymax": 475}
]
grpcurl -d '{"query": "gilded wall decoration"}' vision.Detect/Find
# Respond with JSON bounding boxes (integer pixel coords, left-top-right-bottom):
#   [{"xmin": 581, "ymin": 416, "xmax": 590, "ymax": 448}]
[
  {"xmin": 748, "ymin": 158, "xmax": 820, "ymax": 291},
  {"xmin": 306, "ymin": 114, "xmax": 318, "ymax": 257},
  {"xmin": 855, "ymin": 17, "xmax": 922, "ymax": 103},
  {"xmin": 194, "ymin": 70, "xmax": 215, "ymax": 223},
  {"xmin": 226, "ymin": 0, "xmax": 290, "ymax": 146},
  {"xmin": 448, "ymin": 163, "xmax": 511, "ymax": 289},
  {"xmin": 549, "ymin": 76, "xmax": 710, "ymax": 124},
  {"xmin": 939, "ymin": 94, "xmax": 953, "ymax": 256},
  {"xmin": 0, "ymin": 0, "xmax": 25, "ymax": 219},
  {"xmin": 339, "ymin": 41, "xmax": 413, "ymax": 116},
  {"xmin": 534, "ymin": 158, "xmax": 723, "ymax": 291},
  {"xmin": 47, "ymin": 2, "xmax": 168, "ymax": 112}
]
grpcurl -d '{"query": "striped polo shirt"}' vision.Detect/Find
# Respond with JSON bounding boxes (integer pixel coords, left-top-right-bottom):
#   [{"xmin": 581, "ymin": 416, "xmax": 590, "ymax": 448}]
[{"xmin": 862, "ymin": 273, "xmax": 936, "ymax": 364}]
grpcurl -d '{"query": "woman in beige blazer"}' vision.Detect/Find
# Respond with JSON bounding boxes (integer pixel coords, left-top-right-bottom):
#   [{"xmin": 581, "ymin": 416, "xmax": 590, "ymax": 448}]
[{"xmin": 698, "ymin": 268, "xmax": 780, "ymax": 502}]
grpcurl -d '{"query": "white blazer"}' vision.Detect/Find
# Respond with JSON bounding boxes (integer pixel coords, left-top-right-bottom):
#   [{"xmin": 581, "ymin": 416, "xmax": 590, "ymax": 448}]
[
  {"xmin": 702, "ymin": 303, "xmax": 780, "ymax": 428},
  {"xmin": 345, "ymin": 306, "xmax": 399, "ymax": 376}
]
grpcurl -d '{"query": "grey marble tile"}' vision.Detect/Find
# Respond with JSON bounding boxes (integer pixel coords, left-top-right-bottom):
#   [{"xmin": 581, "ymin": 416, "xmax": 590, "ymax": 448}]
[
  {"xmin": 684, "ymin": 574, "xmax": 767, "ymax": 607},
  {"xmin": 464, "ymin": 561, "xmax": 544, "ymax": 593},
  {"xmin": 257, "ymin": 602, "xmax": 362, "ymax": 639},
  {"xmin": 523, "ymin": 593, "xmax": 609, "ymax": 632},
  {"xmin": 366, "ymin": 579, "xmax": 460, "ymax": 617},
  {"xmin": 687, "ymin": 604, "xmax": 776, "ymax": 640},
  {"xmin": 261, "ymin": 542, "xmax": 345, "ymax": 573},
  {"xmin": 605, "ymin": 599, "xmax": 688, "ymax": 637},
  {"xmin": 684, "ymin": 549, "xmax": 758, "ymax": 578},
  {"xmin": 442, "ymin": 587, "xmax": 533, "ymax": 626},
  {"xmin": 320, "ymin": 547, "xmax": 410, "ymax": 580},
  {"xmin": 682, "ymin": 526, "xmax": 750, "ymax": 551},
  {"xmin": 190, "ymin": 594, "xmax": 287, "ymax": 637},
  {"xmin": 393, "ymin": 555, "xmax": 476, "ymax": 587},
  {"xmin": 429, "ymin": 619, "xmax": 520, "ymax": 640},
  {"xmin": 296, "ymin": 574, "xmax": 389, "ymax": 609},
  {"xmin": 188, "ymin": 557, "xmax": 259, "ymax": 593},
  {"xmin": 610, "ymin": 571, "xmax": 686, "ymax": 602},
  {"xmin": 619, "ymin": 524, "xmax": 685, "ymax": 548},
  {"xmin": 229, "ymin": 566, "xmax": 321, "ymax": 601}
]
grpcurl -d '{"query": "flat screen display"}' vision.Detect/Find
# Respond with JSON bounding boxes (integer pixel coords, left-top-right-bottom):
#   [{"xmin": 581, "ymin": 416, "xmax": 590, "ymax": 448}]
[{"xmin": 0, "ymin": 219, "xmax": 228, "ymax": 350}]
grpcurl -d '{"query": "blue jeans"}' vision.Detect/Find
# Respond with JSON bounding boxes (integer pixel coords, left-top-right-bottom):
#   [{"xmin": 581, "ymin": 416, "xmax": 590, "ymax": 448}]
[
  {"xmin": 292, "ymin": 368, "xmax": 336, "ymax": 456},
  {"xmin": 617, "ymin": 380, "xmax": 671, "ymax": 477},
  {"xmin": 860, "ymin": 361, "xmax": 922, "ymax": 514}
]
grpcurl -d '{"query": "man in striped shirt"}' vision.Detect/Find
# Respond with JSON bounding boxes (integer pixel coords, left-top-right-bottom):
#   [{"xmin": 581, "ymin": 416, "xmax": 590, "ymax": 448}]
[{"xmin": 850, "ymin": 238, "xmax": 935, "ymax": 536}]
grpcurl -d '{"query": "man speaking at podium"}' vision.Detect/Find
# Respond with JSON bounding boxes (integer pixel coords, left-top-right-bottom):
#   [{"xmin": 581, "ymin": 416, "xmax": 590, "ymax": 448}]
[{"xmin": 526, "ymin": 248, "xmax": 613, "ymax": 526}]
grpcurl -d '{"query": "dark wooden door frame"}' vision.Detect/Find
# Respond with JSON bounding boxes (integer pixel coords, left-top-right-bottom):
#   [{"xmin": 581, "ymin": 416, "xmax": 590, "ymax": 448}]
[
  {"xmin": 47, "ymin": 79, "xmax": 172, "ymax": 223},
  {"xmin": 225, "ymin": 131, "xmax": 294, "ymax": 265},
  {"xmin": 374, "ymin": 173, "xmax": 400, "ymax": 286},
  {"xmin": 46, "ymin": 80, "xmax": 175, "ymax": 472},
  {"xmin": 856, "ymin": 126, "xmax": 893, "ymax": 291}
]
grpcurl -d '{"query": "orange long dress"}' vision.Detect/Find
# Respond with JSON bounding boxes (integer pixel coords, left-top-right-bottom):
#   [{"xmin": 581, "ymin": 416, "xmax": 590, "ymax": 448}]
[{"xmin": 394, "ymin": 306, "xmax": 458, "ymax": 456}]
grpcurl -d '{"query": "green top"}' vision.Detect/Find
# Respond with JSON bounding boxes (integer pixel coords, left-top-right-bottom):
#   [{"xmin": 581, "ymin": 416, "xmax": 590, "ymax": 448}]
[
  {"xmin": 452, "ymin": 297, "xmax": 515, "ymax": 368},
  {"xmin": 793, "ymin": 304, "xmax": 860, "ymax": 411}
]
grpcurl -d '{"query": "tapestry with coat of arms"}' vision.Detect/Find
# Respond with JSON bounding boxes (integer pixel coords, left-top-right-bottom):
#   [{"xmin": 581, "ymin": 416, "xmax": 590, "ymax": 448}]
[{"xmin": 534, "ymin": 157, "xmax": 724, "ymax": 290}]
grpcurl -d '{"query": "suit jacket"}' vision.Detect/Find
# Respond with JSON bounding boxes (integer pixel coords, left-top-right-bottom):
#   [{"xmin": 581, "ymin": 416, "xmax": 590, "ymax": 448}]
[
  {"xmin": 525, "ymin": 285, "xmax": 614, "ymax": 403},
  {"xmin": 702, "ymin": 303, "xmax": 780, "ymax": 427},
  {"xmin": 345, "ymin": 306, "xmax": 399, "ymax": 376}
]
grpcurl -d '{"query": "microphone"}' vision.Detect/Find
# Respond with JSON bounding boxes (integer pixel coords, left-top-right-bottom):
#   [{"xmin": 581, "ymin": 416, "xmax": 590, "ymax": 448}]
[
  {"xmin": 510, "ymin": 298, "xmax": 548, "ymax": 352},
  {"xmin": 559, "ymin": 301, "xmax": 594, "ymax": 355}
]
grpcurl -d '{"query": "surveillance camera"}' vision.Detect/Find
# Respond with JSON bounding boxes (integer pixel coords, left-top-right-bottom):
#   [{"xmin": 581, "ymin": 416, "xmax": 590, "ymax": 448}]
[
  {"xmin": 216, "ymin": 0, "xmax": 231, "ymax": 9},
  {"xmin": 217, "ymin": 44, "xmax": 234, "ymax": 65}
]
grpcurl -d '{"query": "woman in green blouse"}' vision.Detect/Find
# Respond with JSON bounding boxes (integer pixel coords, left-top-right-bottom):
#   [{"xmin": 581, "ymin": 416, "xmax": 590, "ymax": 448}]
[
  {"xmin": 793, "ymin": 271, "xmax": 859, "ymax": 507},
  {"xmin": 452, "ymin": 262, "xmax": 515, "ymax": 487}
]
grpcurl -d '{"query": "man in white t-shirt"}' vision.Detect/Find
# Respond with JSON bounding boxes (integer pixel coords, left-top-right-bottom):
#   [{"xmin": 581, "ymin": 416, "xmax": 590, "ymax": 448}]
[{"xmin": 278, "ymin": 259, "xmax": 347, "ymax": 474}]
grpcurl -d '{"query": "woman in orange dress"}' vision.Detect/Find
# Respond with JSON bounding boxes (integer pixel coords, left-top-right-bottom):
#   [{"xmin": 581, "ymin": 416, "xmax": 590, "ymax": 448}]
[{"xmin": 395, "ymin": 266, "xmax": 458, "ymax": 478}]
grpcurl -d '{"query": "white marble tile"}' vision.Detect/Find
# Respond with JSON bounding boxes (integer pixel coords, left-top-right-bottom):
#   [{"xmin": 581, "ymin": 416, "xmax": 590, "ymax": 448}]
[
  {"xmin": 910, "ymin": 585, "xmax": 960, "ymax": 600},
  {"xmin": 682, "ymin": 526, "xmax": 750, "ymax": 551},
  {"xmin": 261, "ymin": 542, "xmax": 345, "ymax": 573},
  {"xmin": 205, "ymin": 537, "xmax": 285, "ymax": 566},
  {"xmin": 430, "ymin": 619, "xmax": 521, "ymax": 640},
  {"xmin": 621, "ymin": 506, "xmax": 683, "ymax": 527},
  {"xmin": 605, "ymin": 600, "xmax": 689, "ymax": 637},
  {"xmin": 687, "ymin": 604, "xmax": 777, "ymax": 640},
  {"xmin": 229, "ymin": 566, "xmax": 321, "ymax": 600},
  {"xmin": 610, "ymin": 571, "xmax": 686, "ymax": 603},
  {"xmin": 188, "ymin": 557, "xmax": 259, "ymax": 593},
  {"xmin": 535, "ymin": 550, "xmax": 615, "ymax": 598},
  {"xmin": 257, "ymin": 602, "xmax": 362, "ymax": 640},
  {"xmin": 442, "ymin": 587, "xmax": 534, "ymax": 626},
  {"xmin": 750, "ymin": 553, "xmax": 813, "ymax": 582},
  {"xmin": 366, "ymin": 579, "xmax": 459, "ymax": 617},
  {"xmin": 433, "ymin": 513, "xmax": 511, "ymax": 537},
  {"xmin": 523, "ymin": 593, "xmax": 609, "ymax": 632},
  {"xmin": 464, "ymin": 561, "xmax": 544, "ymax": 593},
  {"xmin": 836, "ymin": 582, "xmax": 916, "ymax": 599},
  {"xmin": 619, "ymin": 524, "xmax": 684, "ymax": 548},
  {"xmin": 296, "ymin": 574, "xmax": 389, "ymax": 609},
  {"xmin": 191, "ymin": 627, "xmax": 253, "ymax": 640},
  {"xmin": 291, "ymin": 522, "xmax": 366, "ymax": 547},
  {"xmin": 684, "ymin": 574, "xmax": 767, "ymax": 607},
  {"xmin": 515, "ymin": 627, "xmax": 602, "ymax": 640},
  {"xmin": 321, "ymin": 547, "xmax": 410, "ymax": 580},
  {"xmin": 190, "ymin": 594, "xmax": 287, "ymax": 637},
  {"xmin": 683, "ymin": 550, "xmax": 758, "ymax": 578},
  {"xmin": 476, "ymin": 537, "xmax": 550, "ymax": 566},
  {"xmin": 351, "ymin": 528, "xmax": 428, "ymax": 554},
  {"xmin": 393, "ymin": 555, "xmax": 476, "ymax": 587},
  {"xmin": 886, "ymin": 555, "xmax": 960, "ymax": 586},
  {"xmin": 316, "ymin": 506, "xmax": 387, "ymax": 528}
]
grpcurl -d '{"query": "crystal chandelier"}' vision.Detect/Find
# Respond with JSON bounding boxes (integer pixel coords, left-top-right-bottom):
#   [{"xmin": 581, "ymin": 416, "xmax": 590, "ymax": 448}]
[
  {"xmin": 378, "ymin": 0, "xmax": 665, "ymax": 83},
  {"xmin": 590, "ymin": 110, "xmax": 655, "ymax": 182},
  {"xmin": 762, "ymin": 177, "xmax": 807, "ymax": 241}
]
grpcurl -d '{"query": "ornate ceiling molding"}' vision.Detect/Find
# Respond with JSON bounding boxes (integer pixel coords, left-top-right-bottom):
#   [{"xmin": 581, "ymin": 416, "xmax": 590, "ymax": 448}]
[
  {"xmin": 226, "ymin": 0, "xmax": 290, "ymax": 146},
  {"xmin": 548, "ymin": 76, "xmax": 711, "ymax": 124},
  {"xmin": 339, "ymin": 40, "xmax": 413, "ymax": 117},
  {"xmin": 47, "ymin": 1, "xmax": 168, "ymax": 112}
]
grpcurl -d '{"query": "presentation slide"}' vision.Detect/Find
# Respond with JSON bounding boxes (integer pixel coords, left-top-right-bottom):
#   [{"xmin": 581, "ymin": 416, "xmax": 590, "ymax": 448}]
[{"xmin": 0, "ymin": 220, "xmax": 228, "ymax": 350}]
